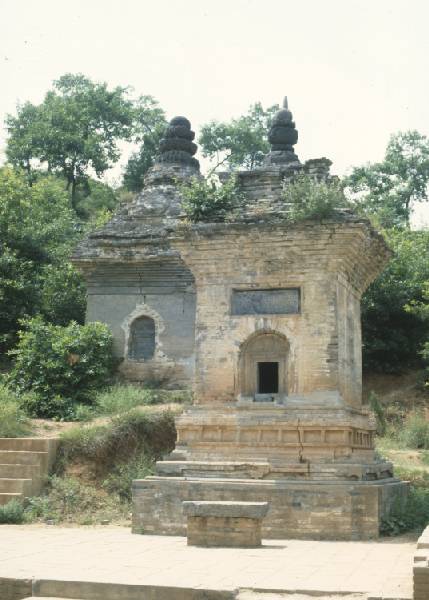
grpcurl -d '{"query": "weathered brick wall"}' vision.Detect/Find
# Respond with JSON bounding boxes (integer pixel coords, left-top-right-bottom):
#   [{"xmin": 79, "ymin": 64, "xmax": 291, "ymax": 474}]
[{"xmin": 173, "ymin": 221, "xmax": 385, "ymax": 407}]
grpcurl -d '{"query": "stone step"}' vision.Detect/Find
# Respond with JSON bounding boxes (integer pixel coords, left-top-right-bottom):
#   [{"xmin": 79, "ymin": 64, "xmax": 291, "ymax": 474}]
[
  {"xmin": 0, "ymin": 450, "xmax": 49, "ymax": 468},
  {"xmin": 0, "ymin": 437, "xmax": 57, "ymax": 452},
  {"xmin": 156, "ymin": 459, "xmax": 309, "ymax": 479},
  {"xmin": 0, "ymin": 492, "xmax": 23, "ymax": 505},
  {"xmin": 0, "ymin": 463, "xmax": 42, "ymax": 479},
  {"xmin": 31, "ymin": 579, "xmax": 236, "ymax": 600},
  {"xmin": 0, "ymin": 477, "xmax": 33, "ymax": 495}
]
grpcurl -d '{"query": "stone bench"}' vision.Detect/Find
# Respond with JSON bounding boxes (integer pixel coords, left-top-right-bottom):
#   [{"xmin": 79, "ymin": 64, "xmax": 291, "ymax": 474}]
[{"xmin": 182, "ymin": 500, "xmax": 269, "ymax": 547}]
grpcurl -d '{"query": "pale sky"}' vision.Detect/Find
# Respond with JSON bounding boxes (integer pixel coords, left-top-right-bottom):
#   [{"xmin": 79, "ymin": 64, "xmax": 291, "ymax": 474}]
[{"xmin": 1, "ymin": 0, "xmax": 429, "ymax": 224}]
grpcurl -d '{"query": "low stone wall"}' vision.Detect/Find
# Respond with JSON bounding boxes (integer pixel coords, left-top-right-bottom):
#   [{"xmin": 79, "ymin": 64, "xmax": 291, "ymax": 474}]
[
  {"xmin": 0, "ymin": 577, "xmax": 31, "ymax": 600},
  {"xmin": 414, "ymin": 525, "xmax": 429, "ymax": 600},
  {"xmin": 133, "ymin": 476, "xmax": 407, "ymax": 541}
]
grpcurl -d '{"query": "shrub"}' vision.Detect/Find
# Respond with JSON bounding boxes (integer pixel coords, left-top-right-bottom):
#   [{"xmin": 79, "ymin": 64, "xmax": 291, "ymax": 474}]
[
  {"xmin": 380, "ymin": 466, "xmax": 429, "ymax": 535},
  {"xmin": 368, "ymin": 391, "xmax": 387, "ymax": 436},
  {"xmin": 0, "ymin": 499, "xmax": 25, "ymax": 524},
  {"xmin": 180, "ymin": 175, "xmax": 244, "ymax": 222},
  {"xmin": 398, "ymin": 412, "xmax": 429, "ymax": 449},
  {"xmin": 24, "ymin": 476, "xmax": 128, "ymax": 525},
  {"xmin": 102, "ymin": 453, "xmax": 153, "ymax": 501},
  {"xmin": 0, "ymin": 383, "xmax": 31, "ymax": 437},
  {"xmin": 283, "ymin": 174, "xmax": 350, "ymax": 222},
  {"xmin": 8, "ymin": 318, "xmax": 115, "ymax": 419}
]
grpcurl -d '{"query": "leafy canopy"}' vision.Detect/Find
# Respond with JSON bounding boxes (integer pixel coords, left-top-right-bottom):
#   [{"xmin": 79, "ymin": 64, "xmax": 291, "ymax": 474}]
[
  {"xmin": 199, "ymin": 102, "xmax": 279, "ymax": 172},
  {"xmin": 344, "ymin": 130, "xmax": 429, "ymax": 228},
  {"xmin": 0, "ymin": 167, "xmax": 86, "ymax": 352},
  {"xmin": 361, "ymin": 228, "xmax": 429, "ymax": 373},
  {"xmin": 122, "ymin": 96, "xmax": 167, "ymax": 192},
  {"xmin": 6, "ymin": 73, "xmax": 134, "ymax": 208}
]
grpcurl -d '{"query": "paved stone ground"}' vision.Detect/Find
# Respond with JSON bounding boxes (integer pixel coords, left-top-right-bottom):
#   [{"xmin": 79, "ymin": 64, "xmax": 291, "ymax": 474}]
[{"xmin": 0, "ymin": 525, "xmax": 415, "ymax": 599}]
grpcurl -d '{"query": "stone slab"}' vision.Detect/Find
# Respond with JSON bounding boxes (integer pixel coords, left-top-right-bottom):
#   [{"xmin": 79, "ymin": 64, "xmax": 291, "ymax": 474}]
[{"xmin": 0, "ymin": 525, "xmax": 414, "ymax": 600}]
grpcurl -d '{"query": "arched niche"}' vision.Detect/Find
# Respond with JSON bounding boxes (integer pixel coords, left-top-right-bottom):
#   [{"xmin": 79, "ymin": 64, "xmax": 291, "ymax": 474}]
[
  {"xmin": 128, "ymin": 316, "xmax": 156, "ymax": 361},
  {"xmin": 239, "ymin": 331, "xmax": 289, "ymax": 399}
]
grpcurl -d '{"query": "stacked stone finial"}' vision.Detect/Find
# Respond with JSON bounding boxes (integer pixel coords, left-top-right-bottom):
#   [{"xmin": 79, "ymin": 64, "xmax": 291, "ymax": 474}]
[
  {"xmin": 264, "ymin": 97, "xmax": 300, "ymax": 167},
  {"xmin": 157, "ymin": 116, "xmax": 199, "ymax": 169}
]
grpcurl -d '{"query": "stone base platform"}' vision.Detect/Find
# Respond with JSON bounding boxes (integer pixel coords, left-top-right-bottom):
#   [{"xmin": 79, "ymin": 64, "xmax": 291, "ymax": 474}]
[{"xmin": 133, "ymin": 476, "xmax": 408, "ymax": 540}]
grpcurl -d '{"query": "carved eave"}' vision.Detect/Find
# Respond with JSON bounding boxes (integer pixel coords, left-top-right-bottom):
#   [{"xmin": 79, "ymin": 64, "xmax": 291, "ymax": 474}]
[{"xmin": 72, "ymin": 208, "xmax": 390, "ymax": 297}]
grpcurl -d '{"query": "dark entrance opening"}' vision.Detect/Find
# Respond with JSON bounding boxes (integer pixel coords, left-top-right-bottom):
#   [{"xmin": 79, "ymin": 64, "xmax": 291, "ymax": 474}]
[{"xmin": 257, "ymin": 362, "xmax": 279, "ymax": 394}]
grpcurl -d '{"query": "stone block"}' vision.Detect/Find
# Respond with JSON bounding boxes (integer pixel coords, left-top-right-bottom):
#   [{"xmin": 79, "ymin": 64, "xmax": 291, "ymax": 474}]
[{"xmin": 183, "ymin": 501, "xmax": 269, "ymax": 547}]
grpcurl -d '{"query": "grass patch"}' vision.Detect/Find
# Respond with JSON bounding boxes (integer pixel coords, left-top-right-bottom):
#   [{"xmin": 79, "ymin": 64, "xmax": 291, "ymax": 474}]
[
  {"xmin": 0, "ymin": 383, "xmax": 32, "ymax": 437},
  {"xmin": 94, "ymin": 385, "xmax": 191, "ymax": 416},
  {"xmin": 398, "ymin": 412, "xmax": 429, "ymax": 449},
  {"xmin": 74, "ymin": 385, "xmax": 192, "ymax": 421},
  {"xmin": 376, "ymin": 414, "xmax": 429, "ymax": 536},
  {"xmin": 24, "ymin": 476, "xmax": 130, "ymax": 525}
]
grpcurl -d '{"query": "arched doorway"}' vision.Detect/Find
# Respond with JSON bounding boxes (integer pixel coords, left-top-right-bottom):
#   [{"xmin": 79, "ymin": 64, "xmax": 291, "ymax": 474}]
[{"xmin": 239, "ymin": 331, "xmax": 289, "ymax": 400}]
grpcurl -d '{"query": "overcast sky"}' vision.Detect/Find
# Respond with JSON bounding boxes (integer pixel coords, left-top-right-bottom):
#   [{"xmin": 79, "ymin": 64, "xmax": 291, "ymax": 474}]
[{"xmin": 1, "ymin": 0, "xmax": 428, "ymax": 223}]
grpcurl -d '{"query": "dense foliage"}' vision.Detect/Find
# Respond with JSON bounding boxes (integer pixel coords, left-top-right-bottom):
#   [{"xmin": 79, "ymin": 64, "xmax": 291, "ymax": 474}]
[
  {"xmin": 122, "ymin": 96, "xmax": 167, "ymax": 192},
  {"xmin": 361, "ymin": 229, "xmax": 429, "ymax": 373},
  {"xmin": 0, "ymin": 167, "xmax": 86, "ymax": 353},
  {"xmin": 8, "ymin": 319, "xmax": 115, "ymax": 419},
  {"xmin": 6, "ymin": 74, "xmax": 134, "ymax": 208},
  {"xmin": 344, "ymin": 130, "xmax": 429, "ymax": 228}
]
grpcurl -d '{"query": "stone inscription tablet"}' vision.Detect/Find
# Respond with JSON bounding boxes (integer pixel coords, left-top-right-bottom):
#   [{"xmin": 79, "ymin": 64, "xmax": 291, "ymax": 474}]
[{"xmin": 231, "ymin": 288, "xmax": 300, "ymax": 315}]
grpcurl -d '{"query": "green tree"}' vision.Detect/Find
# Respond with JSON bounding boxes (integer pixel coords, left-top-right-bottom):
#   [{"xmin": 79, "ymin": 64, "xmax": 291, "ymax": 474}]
[
  {"xmin": 0, "ymin": 167, "xmax": 85, "ymax": 352},
  {"xmin": 123, "ymin": 96, "xmax": 167, "ymax": 192},
  {"xmin": 4, "ymin": 102, "xmax": 43, "ymax": 185},
  {"xmin": 5, "ymin": 74, "xmax": 134, "ymax": 209},
  {"xmin": 345, "ymin": 131, "xmax": 429, "ymax": 228},
  {"xmin": 405, "ymin": 283, "xmax": 429, "ymax": 387},
  {"xmin": 362, "ymin": 228, "xmax": 429, "ymax": 373},
  {"xmin": 199, "ymin": 102, "xmax": 280, "ymax": 172}
]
